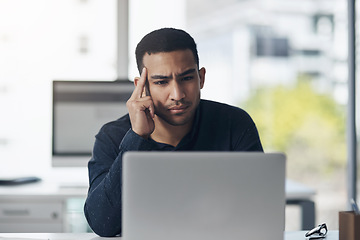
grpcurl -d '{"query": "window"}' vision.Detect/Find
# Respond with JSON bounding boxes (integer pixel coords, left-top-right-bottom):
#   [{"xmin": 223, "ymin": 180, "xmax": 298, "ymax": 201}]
[
  {"xmin": 186, "ymin": 0, "xmax": 347, "ymax": 230},
  {"xmin": 0, "ymin": 0, "xmax": 117, "ymax": 171}
]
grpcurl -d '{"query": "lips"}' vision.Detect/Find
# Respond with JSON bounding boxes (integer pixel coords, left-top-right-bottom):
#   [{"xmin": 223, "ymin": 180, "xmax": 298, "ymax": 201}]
[{"xmin": 168, "ymin": 104, "xmax": 190, "ymax": 114}]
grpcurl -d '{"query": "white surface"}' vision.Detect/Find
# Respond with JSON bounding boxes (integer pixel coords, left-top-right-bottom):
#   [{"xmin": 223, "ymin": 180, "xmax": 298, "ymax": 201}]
[
  {"xmin": 0, "ymin": 167, "xmax": 88, "ymax": 200},
  {"xmin": 0, "ymin": 232, "xmax": 119, "ymax": 240},
  {"xmin": 0, "ymin": 231, "xmax": 340, "ymax": 239},
  {"xmin": 285, "ymin": 230, "xmax": 339, "ymax": 240},
  {"xmin": 0, "ymin": 167, "xmax": 89, "ymax": 232}
]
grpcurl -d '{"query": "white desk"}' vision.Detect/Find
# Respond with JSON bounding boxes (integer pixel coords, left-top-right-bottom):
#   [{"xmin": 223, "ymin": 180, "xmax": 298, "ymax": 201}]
[
  {"xmin": 0, "ymin": 168, "xmax": 88, "ymax": 233},
  {"xmin": 0, "ymin": 168, "xmax": 315, "ymax": 232},
  {"xmin": 0, "ymin": 231, "xmax": 339, "ymax": 239},
  {"xmin": 0, "ymin": 233, "xmax": 116, "ymax": 240},
  {"xmin": 286, "ymin": 230, "xmax": 339, "ymax": 240}
]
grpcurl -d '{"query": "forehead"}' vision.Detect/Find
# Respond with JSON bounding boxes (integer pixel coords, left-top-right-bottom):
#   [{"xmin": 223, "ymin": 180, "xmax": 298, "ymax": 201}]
[{"xmin": 142, "ymin": 49, "xmax": 197, "ymax": 72}]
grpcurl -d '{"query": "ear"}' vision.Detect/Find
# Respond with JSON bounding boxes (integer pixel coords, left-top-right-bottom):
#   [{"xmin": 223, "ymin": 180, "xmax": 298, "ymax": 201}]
[{"xmin": 199, "ymin": 67, "xmax": 206, "ymax": 89}]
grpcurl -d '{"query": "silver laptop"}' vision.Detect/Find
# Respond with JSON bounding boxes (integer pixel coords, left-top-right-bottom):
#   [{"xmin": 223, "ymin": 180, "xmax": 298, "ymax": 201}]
[{"xmin": 122, "ymin": 152, "xmax": 286, "ymax": 240}]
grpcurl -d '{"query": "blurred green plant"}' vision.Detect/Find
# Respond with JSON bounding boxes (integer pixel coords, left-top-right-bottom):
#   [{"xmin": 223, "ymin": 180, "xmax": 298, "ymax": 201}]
[{"xmin": 242, "ymin": 77, "xmax": 346, "ymax": 177}]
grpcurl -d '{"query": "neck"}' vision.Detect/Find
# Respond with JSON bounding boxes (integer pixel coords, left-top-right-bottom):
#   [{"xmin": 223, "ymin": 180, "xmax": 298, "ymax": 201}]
[{"xmin": 150, "ymin": 117, "xmax": 193, "ymax": 147}]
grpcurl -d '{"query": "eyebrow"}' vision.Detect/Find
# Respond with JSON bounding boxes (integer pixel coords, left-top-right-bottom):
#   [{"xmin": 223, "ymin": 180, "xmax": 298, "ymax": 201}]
[
  {"xmin": 150, "ymin": 68, "xmax": 197, "ymax": 80},
  {"xmin": 177, "ymin": 68, "xmax": 196, "ymax": 77}
]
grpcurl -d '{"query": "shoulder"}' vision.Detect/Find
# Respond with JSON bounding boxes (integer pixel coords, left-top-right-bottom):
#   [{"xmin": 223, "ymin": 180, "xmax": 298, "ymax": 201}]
[
  {"xmin": 199, "ymin": 99, "xmax": 256, "ymax": 130},
  {"xmin": 199, "ymin": 99, "xmax": 251, "ymax": 119},
  {"xmin": 198, "ymin": 100, "xmax": 262, "ymax": 151},
  {"xmin": 101, "ymin": 114, "xmax": 131, "ymax": 131},
  {"xmin": 97, "ymin": 114, "xmax": 131, "ymax": 143}
]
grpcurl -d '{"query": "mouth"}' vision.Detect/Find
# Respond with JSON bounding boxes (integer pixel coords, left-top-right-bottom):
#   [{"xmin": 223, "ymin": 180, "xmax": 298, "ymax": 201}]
[{"xmin": 168, "ymin": 104, "xmax": 190, "ymax": 114}]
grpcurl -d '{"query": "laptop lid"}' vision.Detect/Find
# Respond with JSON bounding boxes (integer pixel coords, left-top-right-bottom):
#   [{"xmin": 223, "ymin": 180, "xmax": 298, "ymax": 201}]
[{"xmin": 122, "ymin": 152, "xmax": 286, "ymax": 240}]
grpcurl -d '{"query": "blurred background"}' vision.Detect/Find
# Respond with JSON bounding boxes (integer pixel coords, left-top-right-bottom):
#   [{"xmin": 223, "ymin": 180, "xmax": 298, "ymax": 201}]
[{"xmin": 0, "ymin": 0, "xmax": 359, "ymax": 232}]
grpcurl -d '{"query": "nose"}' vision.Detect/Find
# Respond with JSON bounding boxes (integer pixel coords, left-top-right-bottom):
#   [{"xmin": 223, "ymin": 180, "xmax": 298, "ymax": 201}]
[{"xmin": 169, "ymin": 81, "xmax": 185, "ymax": 101}]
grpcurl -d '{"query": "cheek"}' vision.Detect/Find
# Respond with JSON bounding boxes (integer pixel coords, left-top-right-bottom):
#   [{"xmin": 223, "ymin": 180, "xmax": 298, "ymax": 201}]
[
  {"xmin": 150, "ymin": 88, "xmax": 168, "ymax": 104},
  {"xmin": 186, "ymin": 84, "xmax": 201, "ymax": 97}
]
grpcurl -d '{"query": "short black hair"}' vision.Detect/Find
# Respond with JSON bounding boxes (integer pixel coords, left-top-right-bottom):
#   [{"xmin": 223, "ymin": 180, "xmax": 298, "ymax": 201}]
[{"xmin": 135, "ymin": 28, "xmax": 199, "ymax": 74}]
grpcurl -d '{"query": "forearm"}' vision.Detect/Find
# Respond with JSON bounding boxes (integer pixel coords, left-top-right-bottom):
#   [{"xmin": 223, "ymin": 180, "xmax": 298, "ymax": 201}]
[
  {"xmin": 84, "ymin": 129, "xmax": 157, "ymax": 236},
  {"xmin": 84, "ymin": 152, "xmax": 125, "ymax": 237},
  {"xmin": 84, "ymin": 155, "xmax": 123, "ymax": 237}
]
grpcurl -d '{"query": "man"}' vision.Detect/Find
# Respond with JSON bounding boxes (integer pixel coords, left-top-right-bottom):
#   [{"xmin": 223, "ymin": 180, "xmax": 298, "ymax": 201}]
[{"xmin": 84, "ymin": 28, "xmax": 263, "ymax": 237}]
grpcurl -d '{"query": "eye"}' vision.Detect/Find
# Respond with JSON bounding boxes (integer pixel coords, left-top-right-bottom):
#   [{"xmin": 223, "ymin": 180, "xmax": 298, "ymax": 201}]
[
  {"xmin": 182, "ymin": 76, "xmax": 194, "ymax": 81},
  {"xmin": 154, "ymin": 80, "xmax": 168, "ymax": 85}
]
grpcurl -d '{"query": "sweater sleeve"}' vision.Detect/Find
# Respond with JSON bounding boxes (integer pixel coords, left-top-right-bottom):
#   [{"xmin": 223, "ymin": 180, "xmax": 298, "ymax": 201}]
[{"xmin": 84, "ymin": 128, "xmax": 156, "ymax": 237}]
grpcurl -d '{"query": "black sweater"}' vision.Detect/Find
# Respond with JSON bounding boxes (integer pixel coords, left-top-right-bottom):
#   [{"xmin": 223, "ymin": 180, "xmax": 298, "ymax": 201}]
[{"xmin": 84, "ymin": 99, "xmax": 263, "ymax": 236}]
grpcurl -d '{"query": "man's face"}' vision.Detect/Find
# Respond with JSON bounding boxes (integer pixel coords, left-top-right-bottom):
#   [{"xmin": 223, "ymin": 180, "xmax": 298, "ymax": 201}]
[{"xmin": 142, "ymin": 49, "xmax": 205, "ymax": 127}]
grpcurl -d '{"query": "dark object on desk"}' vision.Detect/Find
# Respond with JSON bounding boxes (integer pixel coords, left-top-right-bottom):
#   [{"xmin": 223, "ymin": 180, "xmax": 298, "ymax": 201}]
[
  {"xmin": 305, "ymin": 223, "xmax": 327, "ymax": 239},
  {"xmin": 0, "ymin": 176, "xmax": 41, "ymax": 186}
]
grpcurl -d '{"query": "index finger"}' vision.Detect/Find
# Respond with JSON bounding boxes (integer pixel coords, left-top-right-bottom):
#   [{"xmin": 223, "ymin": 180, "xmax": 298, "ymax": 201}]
[{"xmin": 131, "ymin": 67, "xmax": 147, "ymax": 99}]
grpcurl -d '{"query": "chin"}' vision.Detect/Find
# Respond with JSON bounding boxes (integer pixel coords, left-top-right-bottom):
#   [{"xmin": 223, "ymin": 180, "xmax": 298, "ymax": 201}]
[
  {"xmin": 165, "ymin": 117, "xmax": 191, "ymax": 126},
  {"xmin": 158, "ymin": 113, "xmax": 193, "ymax": 127}
]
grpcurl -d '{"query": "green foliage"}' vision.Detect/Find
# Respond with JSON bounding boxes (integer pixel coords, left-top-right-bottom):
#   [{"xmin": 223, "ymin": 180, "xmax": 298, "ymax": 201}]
[{"xmin": 242, "ymin": 79, "xmax": 346, "ymax": 177}]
